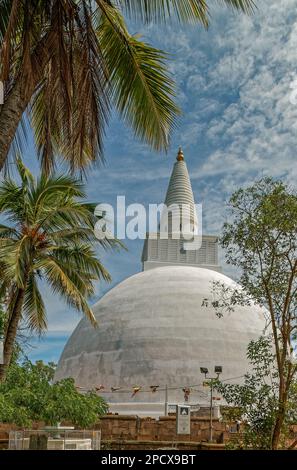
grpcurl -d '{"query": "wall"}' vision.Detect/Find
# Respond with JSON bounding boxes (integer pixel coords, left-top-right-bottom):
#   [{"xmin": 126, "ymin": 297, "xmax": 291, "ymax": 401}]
[
  {"xmin": 98, "ymin": 414, "xmax": 226, "ymax": 447},
  {"xmin": 1, "ymin": 418, "xmax": 297, "ymax": 450}
]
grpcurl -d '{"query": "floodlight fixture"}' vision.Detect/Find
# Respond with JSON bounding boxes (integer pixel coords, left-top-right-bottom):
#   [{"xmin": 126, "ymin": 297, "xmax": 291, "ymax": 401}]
[
  {"xmin": 200, "ymin": 367, "xmax": 208, "ymax": 375},
  {"xmin": 215, "ymin": 366, "xmax": 222, "ymax": 374}
]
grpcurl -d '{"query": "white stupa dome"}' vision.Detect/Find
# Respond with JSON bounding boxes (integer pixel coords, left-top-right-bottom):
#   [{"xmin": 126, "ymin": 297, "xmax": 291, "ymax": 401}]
[
  {"xmin": 55, "ymin": 266, "xmax": 267, "ymax": 412},
  {"xmin": 55, "ymin": 149, "xmax": 267, "ymax": 416}
]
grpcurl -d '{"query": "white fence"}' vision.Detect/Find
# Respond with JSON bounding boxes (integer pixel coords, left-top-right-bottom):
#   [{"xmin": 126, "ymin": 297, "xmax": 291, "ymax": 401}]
[{"xmin": 8, "ymin": 429, "xmax": 101, "ymax": 450}]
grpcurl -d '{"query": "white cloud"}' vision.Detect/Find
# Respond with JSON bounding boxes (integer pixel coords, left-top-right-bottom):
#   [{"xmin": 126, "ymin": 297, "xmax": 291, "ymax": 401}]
[{"xmin": 29, "ymin": 0, "xmax": 297, "ymax": 359}]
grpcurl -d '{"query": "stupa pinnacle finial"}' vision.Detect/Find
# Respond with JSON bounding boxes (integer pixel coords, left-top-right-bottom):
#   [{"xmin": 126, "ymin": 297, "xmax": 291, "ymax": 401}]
[{"xmin": 176, "ymin": 146, "xmax": 184, "ymax": 161}]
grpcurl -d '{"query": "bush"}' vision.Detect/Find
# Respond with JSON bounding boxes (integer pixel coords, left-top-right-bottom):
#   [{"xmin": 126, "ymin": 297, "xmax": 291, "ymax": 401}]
[{"xmin": 0, "ymin": 359, "xmax": 108, "ymax": 427}]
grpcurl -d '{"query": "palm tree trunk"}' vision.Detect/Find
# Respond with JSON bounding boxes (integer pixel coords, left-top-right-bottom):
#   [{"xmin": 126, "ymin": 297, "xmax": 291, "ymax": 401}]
[
  {"xmin": 0, "ymin": 80, "xmax": 35, "ymax": 171},
  {"xmin": 0, "ymin": 287, "xmax": 26, "ymax": 382},
  {"xmin": 0, "ymin": 31, "xmax": 53, "ymax": 171}
]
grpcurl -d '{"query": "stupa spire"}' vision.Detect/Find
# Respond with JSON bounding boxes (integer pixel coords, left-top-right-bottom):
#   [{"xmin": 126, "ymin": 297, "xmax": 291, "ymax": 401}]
[
  {"xmin": 176, "ymin": 146, "xmax": 184, "ymax": 161},
  {"xmin": 141, "ymin": 147, "xmax": 220, "ymax": 272},
  {"xmin": 163, "ymin": 147, "xmax": 196, "ymax": 229}
]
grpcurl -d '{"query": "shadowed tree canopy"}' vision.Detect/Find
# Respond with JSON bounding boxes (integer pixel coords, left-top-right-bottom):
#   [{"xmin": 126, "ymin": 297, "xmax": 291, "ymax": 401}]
[{"xmin": 0, "ymin": 0, "xmax": 256, "ymax": 173}]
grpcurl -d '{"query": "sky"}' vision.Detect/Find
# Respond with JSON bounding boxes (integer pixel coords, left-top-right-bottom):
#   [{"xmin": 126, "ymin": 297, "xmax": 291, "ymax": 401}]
[{"xmin": 15, "ymin": 0, "xmax": 297, "ymax": 362}]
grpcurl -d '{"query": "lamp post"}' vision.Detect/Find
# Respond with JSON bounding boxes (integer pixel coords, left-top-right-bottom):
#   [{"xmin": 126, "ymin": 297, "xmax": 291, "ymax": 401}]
[
  {"xmin": 200, "ymin": 366, "xmax": 222, "ymax": 442},
  {"xmin": 164, "ymin": 384, "xmax": 168, "ymax": 416}
]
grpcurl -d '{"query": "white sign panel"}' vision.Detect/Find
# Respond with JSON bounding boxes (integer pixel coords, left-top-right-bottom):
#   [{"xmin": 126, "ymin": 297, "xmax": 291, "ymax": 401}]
[
  {"xmin": 176, "ymin": 405, "xmax": 191, "ymax": 435},
  {"xmin": 168, "ymin": 404, "xmax": 177, "ymax": 413},
  {"xmin": 168, "ymin": 403, "xmax": 200, "ymax": 413}
]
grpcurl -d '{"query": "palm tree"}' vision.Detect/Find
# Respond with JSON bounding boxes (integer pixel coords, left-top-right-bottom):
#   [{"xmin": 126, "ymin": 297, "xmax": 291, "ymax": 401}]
[
  {"xmin": 0, "ymin": 158, "xmax": 115, "ymax": 381},
  {"xmin": 0, "ymin": 0, "xmax": 255, "ymax": 173}
]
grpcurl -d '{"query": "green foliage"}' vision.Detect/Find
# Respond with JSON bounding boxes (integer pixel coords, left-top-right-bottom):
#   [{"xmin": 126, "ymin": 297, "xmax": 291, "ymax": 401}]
[
  {"xmin": 213, "ymin": 177, "xmax": 297, "ymax": 448},
  {"xmin": 0, "ymin": 0, "xmax": 255, "ymax": 171},
  {"xmin": 97, "ymin": 4, "xmax": 179, "ymax": 153},
  {"xmin": 220, "ymin": 178, "xmax": 297, "ymax": 321},
  {"xmin": 216, "ymin": 336, "xmax": 297, "ymax": 449},
  {"xmin": 117, "ymin": 0, "xmax": 256, "ymax": 25},
  {"xmin": 0, "ymin": 158, "xmax": 122, "ymax": 381},
  {"xmin": 0, "ymin": 158, "xmax": 117, "ymax": 333},
  {"xmin": 0, "ymin": 360, "xmax": 108, "ymax": 427}
]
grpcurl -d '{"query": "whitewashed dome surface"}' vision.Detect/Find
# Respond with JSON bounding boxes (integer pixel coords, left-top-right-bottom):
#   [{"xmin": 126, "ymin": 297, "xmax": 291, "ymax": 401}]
[{"xmin": 55, "ymin": 266, "xmax": 266, "ymax": 406}]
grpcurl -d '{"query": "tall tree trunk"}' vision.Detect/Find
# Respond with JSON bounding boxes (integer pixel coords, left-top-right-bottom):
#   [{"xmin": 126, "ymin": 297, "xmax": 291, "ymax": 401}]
[
  {"xmin": 0, "ymin": 287, "xmax": 26, "ymax": 382},
  {"xmin": 271, "ymin": 408, "xmax": 285, "ymax": 450},
  {"xmin": 272, "ymin": 371, "xmax": 292, "ymax": 449},
  {"xmin": 0, "ymin": 79, "xmax": 35, "ymax": 171}
]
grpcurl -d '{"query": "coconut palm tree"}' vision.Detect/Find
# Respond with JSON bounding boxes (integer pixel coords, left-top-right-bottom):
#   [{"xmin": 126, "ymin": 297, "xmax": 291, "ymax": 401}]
[
  {"xmin": 0, "ymin": 158, "xmax": 115, "ymax": 381},
  {"xmin": 0, "ymin": 0, "xmax": 255, "ymax": 173}
]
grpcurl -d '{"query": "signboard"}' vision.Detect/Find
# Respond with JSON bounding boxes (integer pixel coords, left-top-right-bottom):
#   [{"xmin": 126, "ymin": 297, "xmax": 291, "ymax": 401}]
[
  {"xmin": 168, "ymin": 404, "xmax": 177, "ymax": 413},
  {"xmin": 168, "ymin": 404, "xmax": 200, "ymax": 413},
  {"xmin": 176, "ymin": 405, "xmax": 191, "ymax": 435}
]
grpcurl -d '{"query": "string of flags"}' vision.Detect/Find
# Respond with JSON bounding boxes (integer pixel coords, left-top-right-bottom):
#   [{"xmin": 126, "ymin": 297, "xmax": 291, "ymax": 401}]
[
  {"xmin": 74, "ymin": 374, "xmax": 245, "ymax": 397},
  {"xmin": 76, "ymin": 384, "xmax": 221, "ymax": 403},
  {"xmin": 131, "ymin": 386, "xmax": 141, "ymax": 397},
  {"xmin": 182, "ymin": 387, "xmax": 191, "ymax": 402},
  {"xmin": 75, "ymin": 383, "xmax": 215, "ymax": 400}
]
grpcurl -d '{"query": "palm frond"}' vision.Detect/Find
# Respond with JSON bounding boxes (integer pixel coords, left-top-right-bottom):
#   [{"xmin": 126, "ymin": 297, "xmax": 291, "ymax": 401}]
[
  {"xmin": 23, "ymin": 274, "xmax": 47, "ymax": 333},
  {"xmin": 0, "ymin": 178, "xmax": 24, "ymax": 216},
  {"xmin": 6, "ymin": 236, "xmax": 31, "ymax": 288},
  {"xmin": 48, "ymin": 226, "xmax": 103, "ymax": 246},
  {"xmin": 116, "ymin": 0, "xmax": 255, "ymax": 24},
  {"xmin": 49, "ymin": 244, "xmax": 112, "ymax": 282},
  {"xmin": 36, "ymin": 202, "xmax": 95, "ymax": 233},
  {"xmin": 31, "ymin": 0, "xmax": 110, "ymax": 173},
  {"xmin": 38, "ymin": 256, "xmax": 97, "ymax": 326},
  {"xmin": 0, "ymin": 159, "xmax": 36, "ymax": 225},
  {"xmin": 0, "ymin": 0, "xmax": 21, "ymax": 80},
  {"xmin": 70, "ymin": 0, "xmax": 110, "ymax": 170},
  {"xmin": 30, "ymin": 0, "xmax": 75, "ymax": 173},
  {"xmin": 98, "ymin": 2, "xmax": 179, "ymax": 152},
  {"xmin": 31, "ymin": 174, "xmax": 85, "ymax": 219},
  {"xmin": 1, "ymin": 0, "xmax": 255, "ymax": 171},
  {"xmin": 0, "ymin": 223, "xmax": 18, "ymax": 239},
  {"xmin": 0, "ymin": 166, "xmax": 117, "ymax": 355},
  {"xmin": 115, "ymin": 0, "xmax": 210, "ymax": 25},
  {"xmin": 218, "ymin": 1, "xmax": 256, "ymax": 14},
  {"xmin": 0, "ymin": 0, "xmax": 12, "ymax": 42},
  {"xmin": 30, "ymin": 71, "xmax": 59, "ymax": 174},
  {"xmin": 15, "ymin": 155, "xmax": 34, "ymax": 186},
  {"xmin": 5, "ymin": 117, "xmax": 30, "ymax": 176}
]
